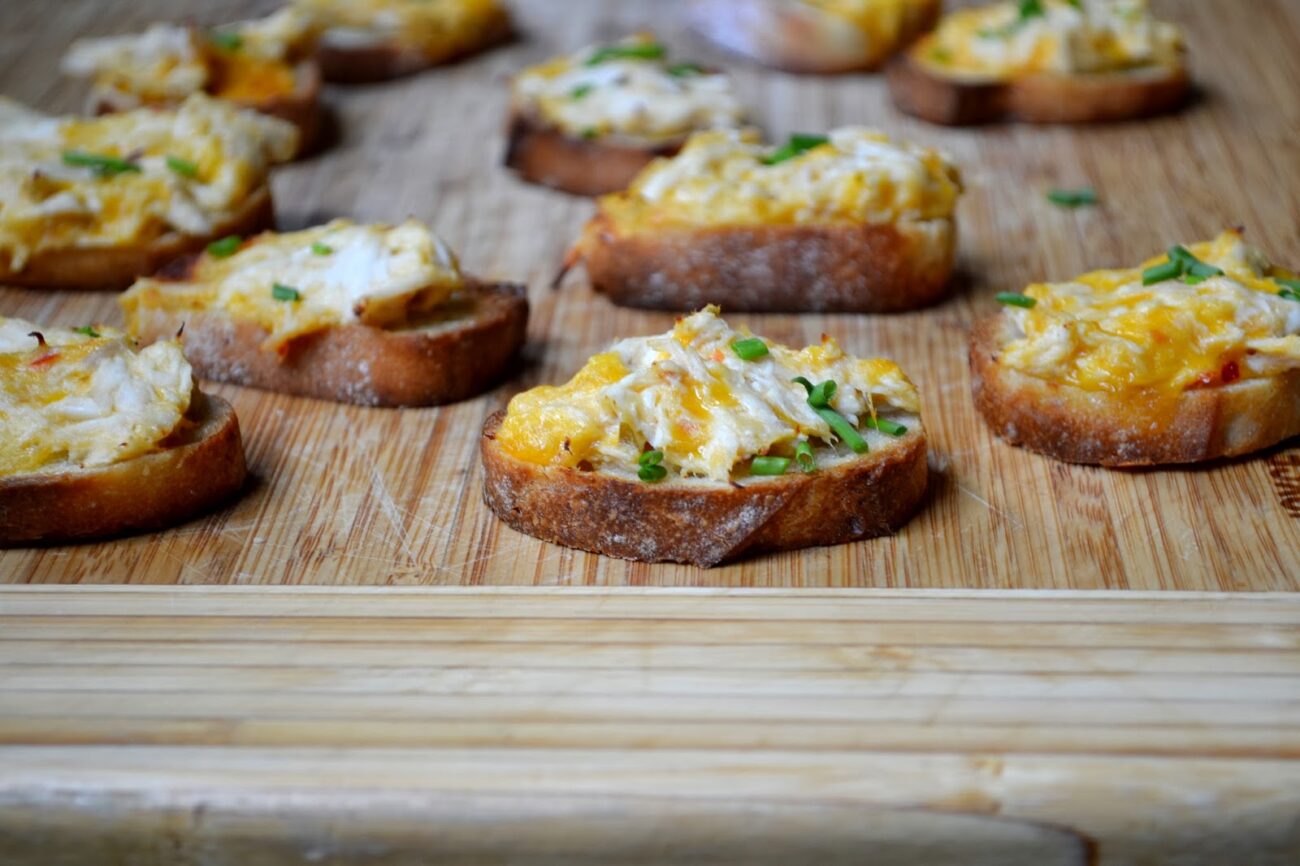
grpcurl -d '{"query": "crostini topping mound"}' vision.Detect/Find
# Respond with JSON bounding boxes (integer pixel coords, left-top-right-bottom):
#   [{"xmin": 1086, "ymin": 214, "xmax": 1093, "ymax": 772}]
[
  {"xmin": 0, "ymin": 94, "xmax": 295, "ymax": 271},
  {"xmin": 291, "ymin": 0, "xmax": 508, "ymax": 55},
  {"xmin": 925, "ymin": 0, "xmax": 1183, "ymax": 77},
  {"xmin": 0, "ymin": 318, "xmax": 193, "ymax": 477},
  {"xmin": 999, "ymin": 231, "xmax": 1300, "ymax": 395},
  {"xmin": 512, "ymin": 33, "xmax": 744, "ymax": 144},
  {"xmin": 496, "ymin": 307, "xmax": 920, "ymax": 483},
  {"xmin": 804, "ymin": 0, "xmax": 934, "ymax": 46},
  {"xmin": 599, "ymin": 127, "xmax": 962, "ymax": 230},
  {"xmin": 62, "ymin": 22, "xmax": 300, "ymax": 108},
  {"xmin": 120, "ymin": 219, "xmax": 464, "ymax": 354}
]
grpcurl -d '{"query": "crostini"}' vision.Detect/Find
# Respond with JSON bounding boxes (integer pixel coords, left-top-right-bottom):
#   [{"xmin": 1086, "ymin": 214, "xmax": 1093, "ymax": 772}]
[
  {"xmin": 505, "ymin": 33, "xmax": 745, "ymax": 196},
  {"xmin": 0, "ymin": 94, "xmax": 295, "ymax": 292},
  {"xmin": 482, "ymin": 307, "xmax": 928, "ymax": 566},
  {"xmin": 62, "ymin": 21, "xmax": 323, "ymax": 156},
  {"xmin": 560, "ymin": 127, "xmax": 963, "ymax": 313},
  {"xmin": 687, "ymin": 0, "xmax": 942, "ymax": 73},
  {"xmin": 0, "ymin": 318, "xmax": 246, "ymax": 546},
  {"xmin": 286, "ymin": 0, "xmax": 513, "ymax": 83},
  {"xmin": 971, "ymin": 230, "xmax": 1300, "ymax": 466},
  {"xmin": 888, "ymin": 0, "xmax": 1189, "ymax": 125},
  {"xmin": 120, "ymin": 219, "xmax": 528, "ymax": 407}
]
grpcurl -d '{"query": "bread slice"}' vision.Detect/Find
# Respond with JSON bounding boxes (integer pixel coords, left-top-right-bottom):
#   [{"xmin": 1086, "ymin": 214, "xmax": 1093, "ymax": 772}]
[
  {"xmin": 314, "ymin": 14, "xmax": 512, "ymax": 83},
  {"xmin": 970, "ymin": 313, "xmax": 1300, "ymax": 466},
  {"xmin": 481, "ymin": 410, "xmax": 928, "ymax": 567},
  {"xmin": 888, "ymin": 38, "xmax": 1191, "ymax": 125},
  {"xmin": 504, "ymin": 108, "xmax": 681, "ymax": 197},
  {"xmin": 0, "ymin": 186, "xmax": 275, "ymax": 293},
  {"xmin": 0, "ymin": 391, "xmax": 246, "ymax": 547},
  {"xmin": 685, "ymin": 0, "xmax": 940, "ymax": 73},
  {"xmin": 567, "ymin": 212, "xmax": 955, "ymax": 313},
  {"xmin": 128, "ymin": 280, "xmax": 528, "ymax": 407}
]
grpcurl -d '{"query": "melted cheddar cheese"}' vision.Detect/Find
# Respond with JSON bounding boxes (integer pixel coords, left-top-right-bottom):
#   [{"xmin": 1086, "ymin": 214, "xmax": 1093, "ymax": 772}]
[
  {"xmin": 121, "ymin": 220, "xmax": 464, "ymax": 353},
  {"xmin": 290, "ymin": 0, "xmax": 509, "ymax": 58},
  {"xmin": 804, "ymin": 0, "xmax": 933, "ymax": 49},
  {"xmin": 511, "ymin": 34, "xmax": 744, "ymax": 144},
  {"xmin": 924, "ymin": 0, "xmax": 1183, "ymax": 78},
  {"xmin": 496, "ymin": 307, "xmax": 921, "ymax": 482},
  {"xmin": 999, "ymin": 231, "xmax": 1300, "ymax": 396},
  {"xmin": 592, "ymin": 127, "xmax": 962, "ymax": 233},
  {"xmin": 0, "ymin": 318, "xmax": 193, "ymax": 477},
  {"xmin": 62, "ymin": 23, "xmax": 301, "ymax": 108}
]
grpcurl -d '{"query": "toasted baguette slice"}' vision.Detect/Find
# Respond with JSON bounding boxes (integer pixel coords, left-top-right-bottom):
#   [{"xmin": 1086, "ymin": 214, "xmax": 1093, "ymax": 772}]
[
  {"xmin": 888, "ymin": 38, "xmax": 1190, "ymax": 125},
  {"xmin": 481, "ymin": 410, "xmax": 928, "ymax": 567},
  {"xmin": 129, "ymin": 280, "xmax": 528, "ymax": 407},
  {"xmin": 570, "ymin": 212, "xmax": 955, "ymax": 313},
  {"xmin": 970, "ymin": 313, "xmax": 1300, "ymax": 466},
  {"xmin": 0, "ymin": 391, "xmax": 246, "ymax": 547},
  {"xmin": 504, "ymin": 109, "xmax": 682, "ymax": 197},
  {"xmin": 686, "ymin": 0, "xmax": 941, "ymax": 73},
  {"xmin": 314, "ymin": 14, "xmax": 513, "ymax": 83}
]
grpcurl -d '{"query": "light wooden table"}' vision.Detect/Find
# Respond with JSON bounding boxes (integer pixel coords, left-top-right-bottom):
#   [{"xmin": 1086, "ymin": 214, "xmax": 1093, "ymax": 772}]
[{"xmin": 1, "ymin": 1, "xmax": 1298, "ymax": 862}]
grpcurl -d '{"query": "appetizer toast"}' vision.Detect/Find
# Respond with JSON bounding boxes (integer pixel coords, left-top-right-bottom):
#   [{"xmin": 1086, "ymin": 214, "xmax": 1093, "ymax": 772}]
[
  {"xmin": 889, "ymin": 0, "xmax": 1189, "ymax": 125},
  {"xmin": 0, "ymin": 95, "xmax": 294, "ymax": 291},
  {"xmin": 482, "ymin": 308, "xmax": 927, "ymax": 566},
  {"xmin": 687, "ymin": 0, "xmax": 942, "ymax": 73},
  {"xmin": 562, "ymin": 127, "xmax": 962, "ymax": 312},
  {"xmin": 122, "ymin": 220, "xmax": 528, "ymax": 407},
  {"xmin": 505, "ymin": 34, "xmax": 745, "ymax": 196},
  {"xmin": 0, "ymin": 319, "xmax": 245, "ymax": 546},
  {"xmin": 972, "ymin": 231, "xmax": 1300, "ymax": 466}
]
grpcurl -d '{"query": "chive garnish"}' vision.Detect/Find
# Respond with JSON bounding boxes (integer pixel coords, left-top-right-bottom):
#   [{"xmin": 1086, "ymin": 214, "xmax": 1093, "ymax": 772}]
[
  {"xmin": 1046, "ymin": 187, "xmax": 1097, "ymax": 208},
  {"xmin": 980, "ymin": 0, "xmax": 1044, "ymax": 38},
  {"xmin": 930, "ymin": 46, "xmax": 953, "ymax": 63},
  {"xmin": 995, "ymin": 292, "xmax": 1036, "ymax": 308},
  {"xmin": 311, "ymin": 241, "xmax": 333, "ymax": 255},
  {"xmin": 209, "ymin": 30, "xmax": 243, "ymax": 51},
  {"xmin": 730, "ymin": 337, "xmax": 768, "ymax": 361},
  {"xmin": 1141, "ymin": 259, "xmax": 1182, "ymax": 285},
  {"xmin": 667, "ymin": 62, "xmax": 703, "ymax": 77},
  {"xmin": 62, "ymin": 150, "xmax": 140, "ymax": 177},
  {"xmin": 165, "ymin": 155, "xmax": 199, "ymax": 178},
  {"xmin": 750, "ymin": 456, "xmax": 790, "ymax": 476},
  {"xmin": 206, "ymin": 235, "xmax": 241, "ymax": 258},
  {"xmin": 793, "ymin": 439, "xmax": 814, "ymax": 472},
  {"xmin": 585, "ymin": 42, "xmax": 665, "ymax": 66},
  {"xmin": 1280, "ymin": 286, "xmax": 1300, "ymax": 302},
  {"xmin": 73, "ymin": 326, "xmax": 100, "ymax": 338},
  {"xmin": 271, "ymin": 283, "xmax": 301, "ymax": 302},
  {"xmin": 763, "ymin": 134, "xmax": 829, "ymax": 165},
  {"xmin": 863, "ymin": 416, "xmax": 907, "ymax": 436},
  {"xmin": 808, "ymin": 379, "xmax": 836, "ymax": 409},
  {"xmin": 570, "ymin": 83, "xmax": 594, "ymax": 99},
  {"xmin": 580, "ymin": 127, "xmax": 599, "ymax": 140},
  {"xmin": 793, "ymin": 377, "xmax": 868, "ymax": 454},
  {"xmin": 637, "ymin": 449, "xmax": 667, "ymax": 482},
  {"xmin": 1279, "ymin": 278, "xmax": 1300, "ymax": 292}
]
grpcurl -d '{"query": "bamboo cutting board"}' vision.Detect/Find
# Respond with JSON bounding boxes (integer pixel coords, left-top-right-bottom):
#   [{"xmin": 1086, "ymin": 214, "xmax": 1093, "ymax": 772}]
[{"xmin": 2, "ymin": 0, "xmax": 1299, "ymax": 588}]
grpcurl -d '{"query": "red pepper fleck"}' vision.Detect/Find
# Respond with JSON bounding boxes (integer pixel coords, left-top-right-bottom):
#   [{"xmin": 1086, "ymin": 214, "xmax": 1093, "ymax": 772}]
[
  {"xmin": 1221, "ymin": 360, "xmax": 1240, "ymax": 384},
  {"xmin": 29, "ymin": 352, "xmax": 60, "ymax": 368}
]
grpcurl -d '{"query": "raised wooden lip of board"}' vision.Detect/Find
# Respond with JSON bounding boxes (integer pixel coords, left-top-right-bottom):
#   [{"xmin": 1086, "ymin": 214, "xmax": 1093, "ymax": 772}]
[{"xmin": 1, "ymin": 586, "xmax": 1297, "ymax": 864}]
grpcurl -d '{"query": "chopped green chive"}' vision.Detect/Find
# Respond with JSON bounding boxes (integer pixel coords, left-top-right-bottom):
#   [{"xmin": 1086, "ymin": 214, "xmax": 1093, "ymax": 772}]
[
  {"xmin": 814, "ymin": 406, "xmax": 869, "ymax": 454},
  {"xmin": 311, "ymin": 241, "xmax": 333, "ymax": 255},
  {"xmin": 750, "ymin": 456, "xmax": 791, "ymax": 476},
  {"xmin": 730, "ymin": 337, "xmax": 768, "ymax": 361},
  {"xmin": 930, "ymin": 46, "xmax": 953, "ymax": 63},
  {"xmin": 271, "ymin": 283, "xmax": 301, "ymax": 302},
  {"xmin": 585, "ymin": 42, "xmax": 665, "ymax": 66},
  {"xmin": 793, "ymin": 439, "xmax": 814, "ymax": 472},
  {"xmin": 570, "ymin": 83, "xmax": 594, "ymax": 99},
  {"xmin": 1019, "ymin": 0, "xmax": 1045, "ymax": 19},
  {"xmin": 165, "ymin": 155, "xmax": 199, "ymax": 178},
  {"xmin": 209, "ymin": 30, "xmax": 243, "ymax": 51},
  {"xmin": 580, "ymin": 127, "xmax": 599, "ymax": 140},
  {"xmin": 1046, "ymin": 187, "xmax": 1097, "ymax": 208},
  {"xmin": 73, "ymin": 326, "xmax": 100, "ymax": 338},
  {"xmin": 808, "ymin": 380, "xmax": 836, "ymax": 409},
  {"xmin": 637, "ymin": 449, "xmax": 667, "ymax": 482},
  {"xmin": 980, "ymin": 0, "xmax": 1044, "ymax": 38},
  {"xmin": 206, "ymin": 235, "xmax": 241, "ymax": 258},
  {"xmin": 763, "ymin": 134, "xmax": 829, "ymax": 165},
  {"xmin": 1277, "ymin": 277, "xmax": 1300, "ymax": 294},
  {"xmin": 863, "ymin": 416, "xmax": 908, "ymax": 436},
  {"xmin": 1183, "ymin": 273, "xmax": 1208, "ymax": 285},
  {"xmin": 995, "ymin": 292, "xmax": 1036, "ymax": 308},
  {"xmin": 667, "ymin": 62, "xmax": 703, "ymax": 77},
  {"xmin": 1141, "ymin": 259, "xmax": 1182, "ymax": 285},
  {"xmin": 62, "ymin": 150, "xmax": 140, "ymax": 177},
  {"xmin": 1279, "ymin": 287, "xmax": 1300, "ymax": 302}
]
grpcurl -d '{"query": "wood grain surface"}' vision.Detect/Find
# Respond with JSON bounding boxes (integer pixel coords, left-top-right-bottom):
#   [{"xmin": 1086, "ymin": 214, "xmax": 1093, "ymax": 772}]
[
  {"xmin": 2, "ymin": 0, "xmax": 1299, "ymax": 588},
  {"xmin": 1, "ymin": 585, "xmax": 1298, "ymax": 864}
]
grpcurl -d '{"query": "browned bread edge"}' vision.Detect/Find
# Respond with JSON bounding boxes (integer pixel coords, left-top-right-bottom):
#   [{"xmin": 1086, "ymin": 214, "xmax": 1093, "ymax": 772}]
[
  {"xmin": 481, "ymin": 409, "xmax": 928, "ymax": 567},
  {"xmin": 129, "ymin": 280, "xmax": 529, "ymax": 407},
  {"xmin": 0, "ymin": 391, "xmax": 247, "ymax": 547},
  {"xmin": 969, "ymin": 312, "xmax": 1300, "ymax": 466},
  {"xmin": 573, "ymin": 213, "xmax": 956, "ymax": 313},
  {"xmin": 0, "ymin": 187, "xmax": 275, "ymax": 292}
]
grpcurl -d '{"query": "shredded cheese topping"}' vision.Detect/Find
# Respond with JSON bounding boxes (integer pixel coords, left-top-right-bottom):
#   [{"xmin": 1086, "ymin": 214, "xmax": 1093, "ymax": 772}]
[
  {"xmin": 803, "ymin": 0, "xmax": 935, "ymax": 48},
  {"xmin": 289, "ymin": 0, "xmax": 509, "ymax": 57}
]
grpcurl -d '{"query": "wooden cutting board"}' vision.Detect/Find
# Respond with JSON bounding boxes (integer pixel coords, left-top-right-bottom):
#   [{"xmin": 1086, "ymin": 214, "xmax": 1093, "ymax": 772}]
[{"xmin": 2, "ymin": 0, "xmax": 1299, "ymax": 588}]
